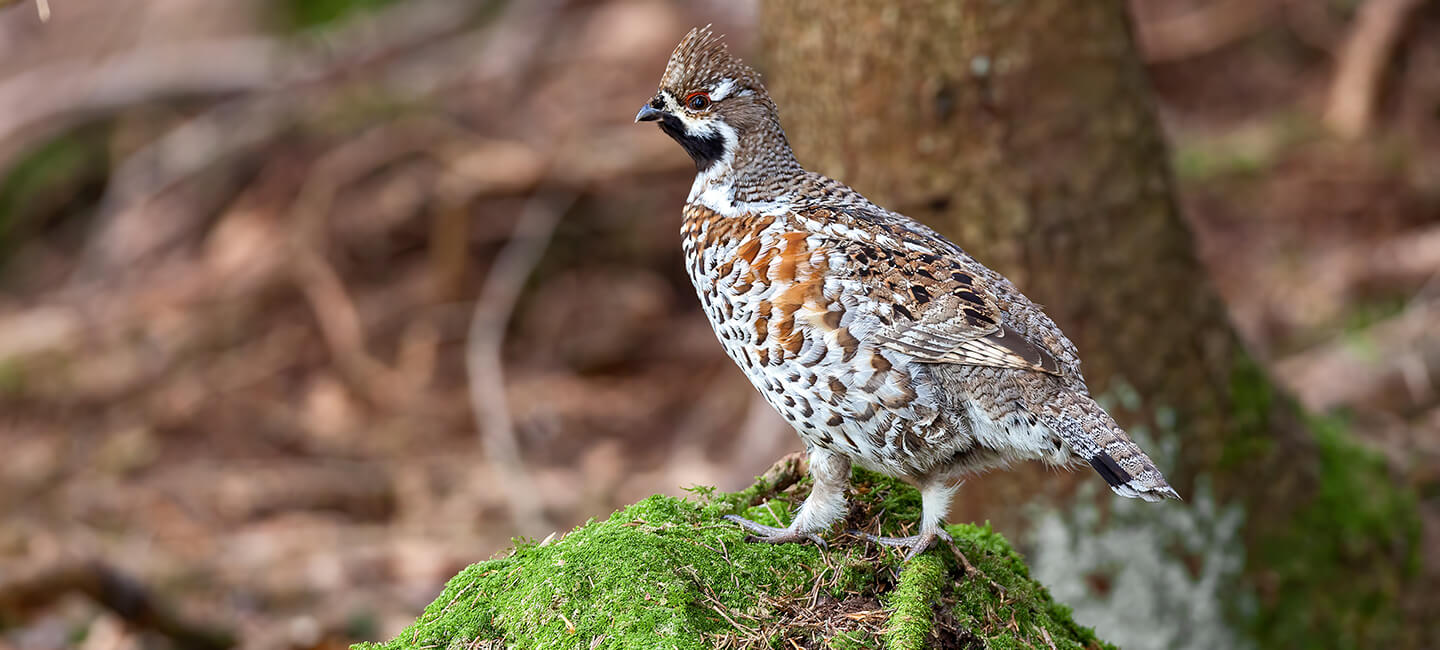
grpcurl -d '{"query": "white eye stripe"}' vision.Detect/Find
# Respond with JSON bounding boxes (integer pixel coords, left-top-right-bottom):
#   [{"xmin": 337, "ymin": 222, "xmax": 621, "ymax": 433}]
[
  {"xmin": 709, "ymin": 78, "xmax": 737, "ymax": 102},
  {"xmin": 662, "ymin": 80, "xmax": 745, "ymax": 111}
]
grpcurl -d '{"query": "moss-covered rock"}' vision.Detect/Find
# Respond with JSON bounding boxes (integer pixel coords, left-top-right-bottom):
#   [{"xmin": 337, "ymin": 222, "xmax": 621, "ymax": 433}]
[{"xmin": 358, "ymin": 456, "xmax": 1113, "ymax": 650}]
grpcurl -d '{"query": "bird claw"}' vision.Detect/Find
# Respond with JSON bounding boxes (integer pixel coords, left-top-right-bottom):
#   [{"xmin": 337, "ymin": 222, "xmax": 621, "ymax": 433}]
[
  {"xmin": 723, "ymin": 514, "xmax": 827, "ymax": 549},
  {"xmin": 847, "ymin": 527, "xmax": 953, "ymax": 561}
]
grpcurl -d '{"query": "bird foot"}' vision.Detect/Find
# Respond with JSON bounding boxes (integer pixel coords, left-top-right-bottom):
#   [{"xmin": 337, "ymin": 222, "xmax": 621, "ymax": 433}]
[
  {"xmin": 848, "ymin": 527, "xmax": 954, "ymax": 562},
  {"xmin": 723, "ymin": 514, "xmax": 827, "ymax": 549}
]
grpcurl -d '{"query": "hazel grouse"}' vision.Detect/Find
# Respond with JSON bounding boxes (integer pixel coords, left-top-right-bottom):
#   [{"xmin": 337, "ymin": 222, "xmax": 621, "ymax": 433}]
[{"xmin": 635, "ymin": 27, "xmax": 1179, "ymax": 560}]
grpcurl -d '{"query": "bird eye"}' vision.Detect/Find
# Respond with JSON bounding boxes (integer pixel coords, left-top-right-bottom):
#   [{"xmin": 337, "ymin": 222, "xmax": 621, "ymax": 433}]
[{"xmin": 685, "ymin": 92, "xmax": 711, "ymax": 111}]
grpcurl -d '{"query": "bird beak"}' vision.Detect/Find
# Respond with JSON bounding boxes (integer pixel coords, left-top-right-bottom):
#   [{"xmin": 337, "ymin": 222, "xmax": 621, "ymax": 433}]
[{"xmin": 634, "ymin": 103, "xmax": 664, "ymax": 123}]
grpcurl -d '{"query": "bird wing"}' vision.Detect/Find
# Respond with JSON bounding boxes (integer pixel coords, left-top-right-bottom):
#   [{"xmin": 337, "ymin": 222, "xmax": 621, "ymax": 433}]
[{"xmin": 801, "ymin": 205, "xmax": 1061, "ymax": 375}]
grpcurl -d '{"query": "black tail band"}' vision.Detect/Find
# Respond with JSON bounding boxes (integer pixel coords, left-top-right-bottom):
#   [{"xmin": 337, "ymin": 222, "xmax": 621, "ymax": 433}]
[{"xmin": 1088, "ymin": 452, "xmax": 1132, "ymax": 488}]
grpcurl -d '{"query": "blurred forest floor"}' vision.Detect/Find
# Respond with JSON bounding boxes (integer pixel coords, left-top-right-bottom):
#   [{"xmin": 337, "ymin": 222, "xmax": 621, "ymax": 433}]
[{"xmin": 0, "ymin": 0, "xmax": 1437, "ymax": 648}]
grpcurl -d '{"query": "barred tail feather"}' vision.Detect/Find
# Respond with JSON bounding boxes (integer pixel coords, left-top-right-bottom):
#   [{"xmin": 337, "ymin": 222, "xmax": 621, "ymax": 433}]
[{"xmin": 1042, "ymin": 391, "xmax": 1181, "ymax": 502}]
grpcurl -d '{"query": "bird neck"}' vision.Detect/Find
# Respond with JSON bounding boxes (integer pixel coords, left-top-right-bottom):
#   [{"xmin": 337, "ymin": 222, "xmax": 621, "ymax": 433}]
[{"xmin": 690, "ymin": 116, "xmax": 804, "ymax": 213}]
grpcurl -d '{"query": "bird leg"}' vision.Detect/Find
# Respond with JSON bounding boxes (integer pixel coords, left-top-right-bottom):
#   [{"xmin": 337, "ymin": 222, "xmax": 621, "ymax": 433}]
[
  {"xmin": 850, "ymin": 476, "xmax": 963, "ymax": 562},
  {"xmin": 724, "ymin": 448, "xmax": 850, "ymax": 550}
]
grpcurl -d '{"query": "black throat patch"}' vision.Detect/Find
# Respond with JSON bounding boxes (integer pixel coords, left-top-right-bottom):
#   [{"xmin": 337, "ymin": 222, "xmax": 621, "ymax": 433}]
[{"xmin": 658, "ymin": 114, "xmax": 726, "ymax": 172}]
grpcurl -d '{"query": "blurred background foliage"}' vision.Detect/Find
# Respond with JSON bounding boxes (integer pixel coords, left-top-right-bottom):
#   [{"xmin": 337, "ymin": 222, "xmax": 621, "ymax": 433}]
[
  {"xmin": 283, "ymin": 0, "xmax": 401, "ymax": 31},
  {"xmin": 0, "ymin": 0, "xmax": 1437, "ymax": 648}
]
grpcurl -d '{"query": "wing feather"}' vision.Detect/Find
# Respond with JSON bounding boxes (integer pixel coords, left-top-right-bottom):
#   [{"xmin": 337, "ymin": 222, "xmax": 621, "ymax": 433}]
[{"xmin": 796, "ymin": 205, "xmax": 1061, "ymax": 375}]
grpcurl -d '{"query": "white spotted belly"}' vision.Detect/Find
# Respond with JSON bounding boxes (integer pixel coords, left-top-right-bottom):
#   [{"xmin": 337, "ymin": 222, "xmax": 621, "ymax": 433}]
[{"xmin": 683, "ymin": 220, "xmax": 960, "ymax": 477}]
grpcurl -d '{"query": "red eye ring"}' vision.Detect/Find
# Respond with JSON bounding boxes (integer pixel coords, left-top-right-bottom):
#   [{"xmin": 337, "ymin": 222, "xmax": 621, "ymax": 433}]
[{"xmin": 684, "ymin": 92, "xmax": 712, "ymax": 111}]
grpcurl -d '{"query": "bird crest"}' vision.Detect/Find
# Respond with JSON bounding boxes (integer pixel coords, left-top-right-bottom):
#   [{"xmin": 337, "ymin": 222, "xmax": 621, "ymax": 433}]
[{"xmin": 660, "ymin": 26, "xmax": 761, "ymax": 97}]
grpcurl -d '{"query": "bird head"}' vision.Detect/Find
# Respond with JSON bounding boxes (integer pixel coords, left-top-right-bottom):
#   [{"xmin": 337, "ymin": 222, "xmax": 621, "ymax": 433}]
[{"xmin": 635, "ymin": 26, "xmax": 779, "ymax": 173}]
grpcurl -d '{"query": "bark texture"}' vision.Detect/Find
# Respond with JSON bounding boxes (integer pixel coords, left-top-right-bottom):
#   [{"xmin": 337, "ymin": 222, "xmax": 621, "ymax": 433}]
[{"xmin": 761, "ymin": 1, "xmax": 1423, "ymax": 647}]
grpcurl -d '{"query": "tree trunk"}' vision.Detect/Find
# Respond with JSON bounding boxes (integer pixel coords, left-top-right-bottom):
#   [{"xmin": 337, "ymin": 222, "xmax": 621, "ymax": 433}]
[{"xmin": 761, "ymin": 2, "xmax": 1423, "ymax": 648}]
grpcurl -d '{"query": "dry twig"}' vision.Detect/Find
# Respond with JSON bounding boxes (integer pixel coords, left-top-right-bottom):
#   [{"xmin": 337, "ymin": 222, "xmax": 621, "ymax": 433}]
[
  {"xmin": 467, "ymin": 193, "xmax": 575, "ymax": 536},
  {"xmin": 284, "ymin": 119, "xmax": 466, "ymax": 408}
]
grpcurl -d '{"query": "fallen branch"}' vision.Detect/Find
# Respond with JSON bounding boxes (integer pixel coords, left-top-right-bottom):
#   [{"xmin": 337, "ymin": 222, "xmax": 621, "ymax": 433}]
[
  {"xmin": 72, "ymin": 0, "xmax": 579, "ymax": 278},
  {"xmin": 1135, "ymin": 0, "xmax": 1277, "ymax": 63},
  {"xmin": 0, "ymin": 560, "xmax": 235, "ymax": 650},
  {"xmin": 1285, "ymin": 224, "xmax": 1440, "ymax": 325},
  {"xmin": 69, "ymin": 0, "xmax": 492, "ymax": 275},
  {"xmin": 0, "ymin": 0, "xmax": 482, "ymax": 168},
  {"xmin": 1275, "ymin": 297, "xmax": 1440, "ymax": 413},
  {"xmin": 1360, "ymin": 225, "xmax": 1440, "ymax": 291},
  {"xmin": 466, "ymin": 193, "xmax": 575, "ymax": 536},
  {"xmin": 0, "ymin": 38, "xmax": 286, "ymax": 166},
  {"xmin": 284, "ymin": 119, "xmax": 466, "ymax": 409},
  {"xmin": 1323, "ymin": 0, "xmax": 1426, "ymax": 138},
  {"xmin": 1280, "ymin": 0, "xmax": 1347, "ymax": 54}
]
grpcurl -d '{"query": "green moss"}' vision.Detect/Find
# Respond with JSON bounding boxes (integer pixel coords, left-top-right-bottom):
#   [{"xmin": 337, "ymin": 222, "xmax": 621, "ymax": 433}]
[
  {"xmin": 1217, "ymin": 349, "xmax": 1423, "ymax": 647},
  {"xmin": 826, "ymin": 630, "xmax": 871, "ymax": 650},
  {"xmin": 1171, "ymin": 112, "xmax": 1320, "ymax": 182},
  {"xmin": 944, "ymin": 522, "xmax": 1111, "ymax": 650},
  {"xmin": 0, "ymin": 125, "xmax": 110, "ymax": 268},
  {"xmin": 281, "ymin": 0, "xmax": 401, "ymax": 30},
  {"xmin": 1217, "ymin": 349, "xmax": 1421, "ymax": 648},
  {"xmin": 0, "ymin": 360, "xmax": 26, "ymax": 396},
  {"xmin": 882, "ymin": 554, "xmax": 943, "ymax": 650},
  {"xmin": 1250, "ymin": 413, "xmax": 1421, "ymax": 649},
  {"xmin": 1220, "ymin": 353, "xmax": 1277, "ymax": 469},
  {"xmin": 832, "ymin": 558, "xmax": 878, "ymax": 598},
  {"xmin": 359, "ymin": 466, "xmax": 1113, "ymax": 650},
  {"xmin": 1173, "ymin": 145, "xmax": 1268, "ymax": 182}
]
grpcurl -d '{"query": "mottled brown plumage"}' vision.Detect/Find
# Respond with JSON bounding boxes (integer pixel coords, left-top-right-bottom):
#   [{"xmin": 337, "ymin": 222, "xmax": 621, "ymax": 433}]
[{"xmin": 637, "ymin": 27, "xmax": 1179, "ymax": 559}]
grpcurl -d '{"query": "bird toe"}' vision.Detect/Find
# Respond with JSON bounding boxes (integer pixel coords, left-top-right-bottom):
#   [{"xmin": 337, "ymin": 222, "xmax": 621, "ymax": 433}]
[
  {"xmin": 849, "ymin": 529, "xmax": 945, "ymax": 560},
  {"xmin": 723, "ymin": 514, "xmax": 826, "ymax": 548}
]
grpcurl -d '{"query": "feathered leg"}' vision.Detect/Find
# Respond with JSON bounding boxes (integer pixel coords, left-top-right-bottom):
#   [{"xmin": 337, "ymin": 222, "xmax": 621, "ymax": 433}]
[
  {"xmin": 724, "ymin": 447, "xmax": 850, "ymax": 548},
  {"xmin": 850, "ymin": 476, "xmax": 959, "ymax": 561}
]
